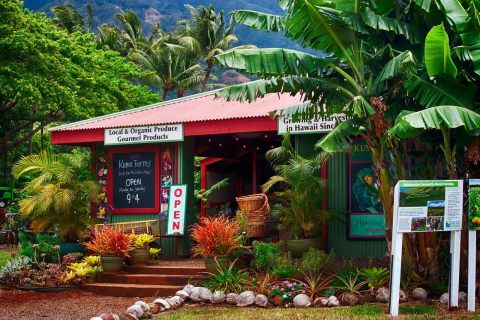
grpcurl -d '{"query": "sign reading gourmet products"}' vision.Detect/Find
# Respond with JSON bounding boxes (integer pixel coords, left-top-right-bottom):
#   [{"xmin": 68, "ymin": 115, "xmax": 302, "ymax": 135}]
[
  {"xmin": 112, "ymin": 152, "xmax": 157, "ymax": 211},
  {"xmin": 105, "ymin": 124, "xmax": 184, "ymax": 146},
  {"xmin": 277, "ymin": 114, "xmax": 352, "ymax": 134},
  {"xmin": 167, "ymin": 185, "xmax": 187, "ymax": 235},
  {"xmin": 395, "ymin": 180, "xmax": 463, "ymax": 233}
]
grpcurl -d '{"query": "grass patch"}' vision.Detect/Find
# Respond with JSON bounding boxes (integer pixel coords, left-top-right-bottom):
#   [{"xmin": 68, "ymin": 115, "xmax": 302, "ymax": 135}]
[
  {"xmin": 0, "ymin": 251, "xmax": 12, "ymax": 269},
  {"xmin": 399, "ymin": 305, "xmax": 437, "ymax": 315},
  {"xmin": 349, "ymin": 303, "xmax": 383, "ymax": 316}
]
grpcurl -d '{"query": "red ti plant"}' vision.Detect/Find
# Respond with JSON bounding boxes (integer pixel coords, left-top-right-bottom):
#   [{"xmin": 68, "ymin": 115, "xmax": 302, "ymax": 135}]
[
  {"xmin": 84, "ymin": 227, "xmax": 133, "ymax": 257},
  {"xmin": 191, "ymin": 215, "xmax": 242, "ymax": 258}
]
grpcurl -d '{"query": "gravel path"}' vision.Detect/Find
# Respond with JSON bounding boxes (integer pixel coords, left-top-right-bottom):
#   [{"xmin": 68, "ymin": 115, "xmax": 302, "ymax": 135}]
[{"xmin": 0, "ymin": 288, "xmax": 139, "ymax": 320}]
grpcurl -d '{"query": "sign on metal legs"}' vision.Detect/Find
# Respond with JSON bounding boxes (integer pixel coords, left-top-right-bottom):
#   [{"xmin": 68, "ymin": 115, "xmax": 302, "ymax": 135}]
[{"xmin": 389, "ymin": 180, "xmax": 463, "ymax": 316}]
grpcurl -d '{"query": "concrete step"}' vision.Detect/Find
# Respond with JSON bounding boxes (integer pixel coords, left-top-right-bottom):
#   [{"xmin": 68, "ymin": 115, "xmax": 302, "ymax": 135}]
[
  {"xmin": 99, "ymin": 273, "xmax": 207, "ymax": 286},
  {"xmin": 124, "ymin": 265, "xmax": 206, "ymax": 275},
  {"xmin": 82, "ymin": 283, "xmax": 183, "ymax": 297}
]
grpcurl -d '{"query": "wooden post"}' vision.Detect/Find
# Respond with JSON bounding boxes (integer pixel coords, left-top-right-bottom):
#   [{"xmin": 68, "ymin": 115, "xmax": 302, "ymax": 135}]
[{"xmin": 467, "ymin": 230, "xmax": 476, "ymax": 312}]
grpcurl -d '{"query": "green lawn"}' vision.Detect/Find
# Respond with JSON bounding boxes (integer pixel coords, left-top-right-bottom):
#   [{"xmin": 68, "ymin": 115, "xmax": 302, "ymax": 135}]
[
  {"xmin": 157, "ymin": 303, "xmax": 478, "ymax": 320},
  {"xmin": 0, "ymin": 251, "xmax": 12, "ymax": 269}
]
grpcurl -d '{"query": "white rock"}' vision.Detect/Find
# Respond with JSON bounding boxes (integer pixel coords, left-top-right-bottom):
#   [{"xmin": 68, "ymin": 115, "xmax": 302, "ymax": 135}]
[
  {"xmin": 255, "ymin": 294, "xmax": 268, "ymax": 307},
  {"xmin": 183, "ymin": 284, "xmax": 194, "ymax": 294},
  {"xmin": 327, "ymin": 295, "xmax": 340, "ymax": 307},
  {"xmin": 134, "ymin": 301, "xmax": 150, "ymax": 312},
  {"xmin": 439, "ymin": 293, "xmax": 449, "ymax": 304},
  {"xmin": 89, "ymin": 318, "xmax": 103, "ymax": 320},
  {"xmin": 412, "ymin": 288, "xmax": 428, "ymax": 300},
  {"xmin": 153, "ymin": 298, "xmax": 171, "ymax": 311},
  {"xmin": 293, "ymin": 294, "xmax": 312, "ymax": 307},
  {"xmin": 236, "ymin": 291, "xmax": 256, "ymax": 307},
  {"xmin": 211, "ymin": 290, "xmax": 226, "ymax": 304},
  {"xmin": 399, "ymin": 290, "xmax": 407, "ymax": 302},
  {"xmin": 226, "ymin": 293, "xmax": 238, "ymax": 305},
  {"xmin": 190, "ymin": 287, "xmax": 213, "ymax": 302},
  {"xmin": 459, "ymin": 291, "xmax": 467, "ymax": 303},
  {"xmin": 376, "ymin": 287, "xmax": 390, "ymax": 302},
  {"xmin": 165, "ymin": 297, "xmax": 181, "ymax": 309},
  {"xmin": 99, "ymin": 313, "xmax": 120, "ymax": 320},
  {"xmin": 175, "ymin": 290, "xmax": 190, "ymax": 300},
  {"xmin": 126, "ymin": 305, "xmax": 143, "ymax": 319},
  {"xmin": 313, "ymin": 297, "xmax": 328, "ymax": 307}
]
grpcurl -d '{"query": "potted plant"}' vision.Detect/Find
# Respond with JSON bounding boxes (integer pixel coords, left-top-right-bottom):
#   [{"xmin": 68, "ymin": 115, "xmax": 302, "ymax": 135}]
[
  {"xmin": 84, "ymin": 227, "xmax": 132, "ymax": 272},
  {"xmin": 262, "ymin": 133, "xmax": 331, "ymax": 258},
  {"xmin": 12, "ymin": 152, "xmax": 100, "ymax": 255},
  {"xmin": 129, "ymin": 233, "xmax": 154, "ymax": 265},
  {"xmin": 191, "ymin": 215, "xmax": 242, "ymax": 273}
]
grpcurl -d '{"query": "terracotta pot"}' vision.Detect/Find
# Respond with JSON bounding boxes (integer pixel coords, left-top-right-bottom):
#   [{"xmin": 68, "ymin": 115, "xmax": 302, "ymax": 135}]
[
  {"xmin": 284, "ymin": 238, "xmax": 325, "ymax": 258},
  {"xmin": 204, "ymin": 255, "xmax": 229, "ymax": 274},
  {"xmin": 100, "ymin": 255, "xmax": 124, "ymax": 273},
  {"xmin": 130, "ymin": 247, "xmax": 149, "ymax": 265}
]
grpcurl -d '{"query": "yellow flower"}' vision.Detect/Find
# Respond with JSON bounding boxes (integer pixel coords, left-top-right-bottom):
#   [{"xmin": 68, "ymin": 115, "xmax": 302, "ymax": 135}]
[{"xmin": 472, "ymin": 217, "xmax": 480, "ymax": 227}]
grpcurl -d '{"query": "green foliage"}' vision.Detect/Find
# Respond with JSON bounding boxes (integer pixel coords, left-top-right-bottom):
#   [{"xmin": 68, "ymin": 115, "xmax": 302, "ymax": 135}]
[
  {"xmin": 252, "ymin": 242, "xmax": 296, "ymax": 278},
  {"xmin": 349, "ymin": 304, "xmax": 383, "ymax": 316},
  {"xmin": 399, "ymin": 305, "xmax": 436, "ymax": 315},
  {"xmin": 298, "ymin": 248, "xmax": 335, "ymax": 276},
  {"xmin": 358, "ymin": 267, "xmax": 389, "ymax": 291},
  {"xmin": 0, "ymin": 251, "xmax": 12, "ymax": 269},
  {"xmin": 18, "ymin": 232, "xmax": 60, "ymax": 263},
  {"xmin": 205, "ymin": 260, "xmax": 249, "ymax": 293}
]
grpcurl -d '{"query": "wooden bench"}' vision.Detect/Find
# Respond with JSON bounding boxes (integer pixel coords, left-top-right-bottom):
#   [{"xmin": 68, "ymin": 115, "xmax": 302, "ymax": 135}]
[{"xmin": 94, "ymin": 220, "xmax": 162, "ymax": 238}]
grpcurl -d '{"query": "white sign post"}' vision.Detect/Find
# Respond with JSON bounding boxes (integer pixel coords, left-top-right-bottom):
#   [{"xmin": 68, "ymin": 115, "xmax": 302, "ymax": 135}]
[
  {"xmin": 105, "ymin": 124, "xmax": 184, "ymax": 146},
  {"xmin": 166, "ymin": 185, "xmax": 187, "ymax": 236},
  {"xmin": 389, "ymin": 180, "xmax": 463, "ymax": 316},
  {"xmin": 467, "ymin": 179, "xmax": 480, "ymax": 312}
]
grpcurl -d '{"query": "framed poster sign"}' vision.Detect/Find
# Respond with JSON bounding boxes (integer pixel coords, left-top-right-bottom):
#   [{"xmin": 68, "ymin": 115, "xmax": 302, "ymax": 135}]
[
  {"xmin": 108, "ymin": 147, "xmax": 160, "ymax": 214},
  {"xmin": 348, "ymin": 139, "xmax": 385, "ymax": 239},
  {"xmin": 469, "ymin": 179, "xmax": 480, "ymax": 230}
]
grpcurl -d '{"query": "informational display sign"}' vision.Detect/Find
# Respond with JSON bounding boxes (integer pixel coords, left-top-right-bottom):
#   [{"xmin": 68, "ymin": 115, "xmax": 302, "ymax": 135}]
[
  {"xmin": 105, "ymin": 124, "xmax": 184, "ymax": 146},
  {"xmin": 112, "ymin": 152, "xmax": 156, "ymax": 210},
  {"xmin": 396, "ymin": 180, "xmax": 463, "ymax": 233},
  {"xmin": 167, "ymin": 185, "xmax": 187, "ymax": 235},
  {"xmin": 277, "ymin": 114, "xmax": 352, "ymax": 134},
  {"xmin": 348, "ymin": 139, "xmax": 385, "ymax": 239},
  {"xmin": 468, "ymin": 179, "xmax": 480, "ymax": 230}
]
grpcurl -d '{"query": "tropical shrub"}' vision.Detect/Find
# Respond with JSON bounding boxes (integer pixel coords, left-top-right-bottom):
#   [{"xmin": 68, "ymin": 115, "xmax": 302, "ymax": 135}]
[
  {"xmin": 149, "ymin": 248, "xmax": 161, "ymax": 261},
  {"xmin": 252, "ymin": 242, "xmax": 296, "ymax": 277},
  {"xmin": 191, "ymin": 215, "xmax": 242, "ymax": 258},
  {"xmin": 84, "ymin": 227, "xmax": 133, "ymax": 257},
  {"xmin": 205, "ymin": 260, "xmax": 249, "ymax": 293},
  {"xmin": 131, "ymin": 233, "xmax": 154, "ymax": 248},
  {"xmin": 298, "ymin": 248, "xmax": 335, "ymax": 276},
  {"xmin": 0, "ymin": 256, "xmax": 32, "ymax": 285},
  {"xmin": 270, "ymin": 280, "xmax": 306, "ymax": 300},
  {"xmin": 249, "ymin": 271, "xmax": 277, "ymax": 296},
  {"xmin": 358, "ymin": 267, "xmax": 389, "ymax": 292},
  {"xmin": 303, "ymin": 272, "xmax": 333, "ymax": 300},
  {"xmin": 335, "ymin": 272, "xmax": 368, "ymax": 298},
  {"xmin": 18, "ymin": 232, "xmax": 60, "ymax": 263}
]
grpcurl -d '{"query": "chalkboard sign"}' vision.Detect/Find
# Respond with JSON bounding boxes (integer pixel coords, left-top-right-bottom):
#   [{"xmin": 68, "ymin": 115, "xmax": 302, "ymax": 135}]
[{"xmin": 112, "ymin": 152, "xmax": 156, "ymax": 210}]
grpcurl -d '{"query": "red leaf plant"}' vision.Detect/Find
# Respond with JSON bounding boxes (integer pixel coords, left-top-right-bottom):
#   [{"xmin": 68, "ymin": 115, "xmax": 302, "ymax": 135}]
[
  {"xmin": 84, "ymin": 227, "xmax": 133, "ymax": 257},
  {"xmin": 191, "ymin": 215, "xmax": 242, "ymax": 258}
]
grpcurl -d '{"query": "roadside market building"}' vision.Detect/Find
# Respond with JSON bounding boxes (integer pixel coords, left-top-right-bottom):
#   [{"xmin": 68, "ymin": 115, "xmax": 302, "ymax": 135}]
[{"xmin": 50, "ymin": 90, "xmax": 386, "ymax": 259}]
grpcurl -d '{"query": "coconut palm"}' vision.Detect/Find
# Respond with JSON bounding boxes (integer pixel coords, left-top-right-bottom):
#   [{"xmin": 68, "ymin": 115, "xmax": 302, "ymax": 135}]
[
  {"xmin": 179, "ymin": 4, "xmax": 254, "ymax": 92},
  {"xmin": 51, "ymin": 2, "xmax": 93, "ymax": 33},
  {"xmin": 12, "ymin": 152, "xmax": 99, "ymax": 242}
]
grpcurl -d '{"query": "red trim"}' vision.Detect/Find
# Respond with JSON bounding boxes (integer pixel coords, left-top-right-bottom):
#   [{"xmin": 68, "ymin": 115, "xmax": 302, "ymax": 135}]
[
  {"xmin": 107, "ymin": 146, "xmax": 160, "ymax": 214},
  {"xmin": 51, "ymin": 117, "xmax": 278, "ymax": 145},
  {"xmin": 252, "ymin": 151, "xmax": 257, "ymax": 194},
  {"xmin": 199, "ymin": 158, "xmax": 222, "ymax": 217}
]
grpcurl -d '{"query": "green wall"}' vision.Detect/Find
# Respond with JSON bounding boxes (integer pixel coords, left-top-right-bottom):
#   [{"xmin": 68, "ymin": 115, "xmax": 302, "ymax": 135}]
[{"xmin": 294, "ymin": 134, "xmax": 386, "ymax": 259}]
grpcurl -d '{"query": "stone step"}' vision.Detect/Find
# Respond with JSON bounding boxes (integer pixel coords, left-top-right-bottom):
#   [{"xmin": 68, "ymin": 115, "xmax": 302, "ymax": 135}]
[
  {"xmin": 124, "ymin": 265, "xmax": 206, "ymax": 275},
  {"xmin": 82, "ymin": 283, "xmax": 182, "ymax": 297},
  {"xmin": 99, "ymin": 273, "xmax": 207, "ymax": 286}
]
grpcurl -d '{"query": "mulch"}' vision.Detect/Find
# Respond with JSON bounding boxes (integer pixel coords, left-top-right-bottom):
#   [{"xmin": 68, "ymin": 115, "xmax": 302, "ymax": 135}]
[{"xmin": 0, "ymin": 288, "xmax": 140, "ymax": 320}]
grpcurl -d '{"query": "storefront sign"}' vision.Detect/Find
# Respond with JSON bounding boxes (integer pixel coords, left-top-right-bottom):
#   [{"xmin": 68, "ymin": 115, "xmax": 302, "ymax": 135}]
[
  {"xmin": 277, "ymin": 114, "xmax": 352, "ymax": 134},
  {"xmin": 167, "ymin": 185, "xmax": 187, "ymax": 235},
  {"xmin": 396, "ymin": 180, "xmax": 463, "ymax": 233},
  {"xmin": 468, "ymin": 179, "xmax": 480, "ymax": 230},
  {"xmin": 112, "ymin": 151, "xmax": 158, "ymax": 212},
  {"xmin": 348, "ymin": 139, "xmax": 385, "ymax": 239},
  {"xmin": 105, "ymin": 124, "xmax": 184, "ymax": 146}
]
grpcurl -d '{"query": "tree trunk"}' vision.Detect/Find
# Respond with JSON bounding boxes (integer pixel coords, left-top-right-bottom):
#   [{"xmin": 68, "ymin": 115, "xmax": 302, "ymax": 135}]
[{"xmin": 200, "ymin": 61, "xmax": 213, "ymax": 92}]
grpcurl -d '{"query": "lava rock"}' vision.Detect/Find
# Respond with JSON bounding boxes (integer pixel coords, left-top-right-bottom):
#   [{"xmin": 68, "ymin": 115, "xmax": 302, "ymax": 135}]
[
  {"xmin": 327, "ymin": 295, "xmax": 340, "ymax": 307},
  {"xmin": 376, "ymin": 287, "xmax": 390, "ymax": 303},
  {"xmin": 126, "ymin": 305, "xmax": 143, "ymax": 319},
  {"xmin": 271, "ymin": 295, "xmax": 284, "ymax": 306},
  {"xmin": 176, "ymin": 290, "xmax": 190, "ymax": 300},
  {"xmin": 134, "ymin": 301, "xmax": 150, "ymax": 312},
  {"xmin": 340, "ymin": 293, "xmax": 358, "ymax": 306},
  {"xmin": 293, "ymin": 294, "xmax": 312, "ymax": 307},
  {"xmin": 313, "ymin": 297, "xmax": 328, "ymax": 307},
  {"xmin": 459, "ymin": 291, "xmax": 467, "ymax": 303},
  {"xmin": 255, "ymin": 294, "xmax": 268, "ymax": 307},
  {"xmin": 142, "ymin": 311, "xmax": 153, "ymax": 319},
  {"xmin": 149, "ymin": 304, "xmax": 160, "ymax": 315},
  {"xmin": 412, "ymin": 288, "xmax": 428, "ymax": 301},
  {"xmin": 439, "ymin": 293, "xmax": 449, "ymax": 304},
  {"xmin": 153, "ymin": 298, "xmax": 171, "ymax": 311},
  {"xmin": 226, "ymin": 293, "xmax": 238, "ymax": 305},
  {"xmin": 399, "ymin": 290, "xmax": 408, "ymax": 302},
  {"xmin": 211, "ymin": 291, "xmax": 226, "ymax": 304},
  {"xmin": 237, "ymin": 291, "xmax": 256, "ymax": 307},
  {"xmin": 190, "ymin": 287, "xmax": 213, "ymax": 302}
]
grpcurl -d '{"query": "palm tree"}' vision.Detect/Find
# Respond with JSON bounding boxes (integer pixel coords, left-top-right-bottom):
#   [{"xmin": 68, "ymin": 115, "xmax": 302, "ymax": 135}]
[
  {"xmin": 12, "ymin": 152, "xmax": 99, "ymax": 242},
  {"xmin": 179, "ymin": 5, "xmax": 254, "ymax": 92},
  {"xmin": 51, "ymin": 2, "xmax": 93, "ymax": 33}
]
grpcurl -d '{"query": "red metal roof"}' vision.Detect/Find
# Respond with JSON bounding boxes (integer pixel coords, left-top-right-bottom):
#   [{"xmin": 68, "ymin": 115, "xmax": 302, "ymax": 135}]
[{"xmin": 51, "ymin": 91, "xmax": 305, "ymax": 132}]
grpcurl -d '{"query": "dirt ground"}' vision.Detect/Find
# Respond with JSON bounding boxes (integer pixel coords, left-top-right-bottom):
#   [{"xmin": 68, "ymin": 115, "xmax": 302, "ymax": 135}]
[{"xmin": 0, "ymin": 288, "xmax": 140, "ymax": 320}]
